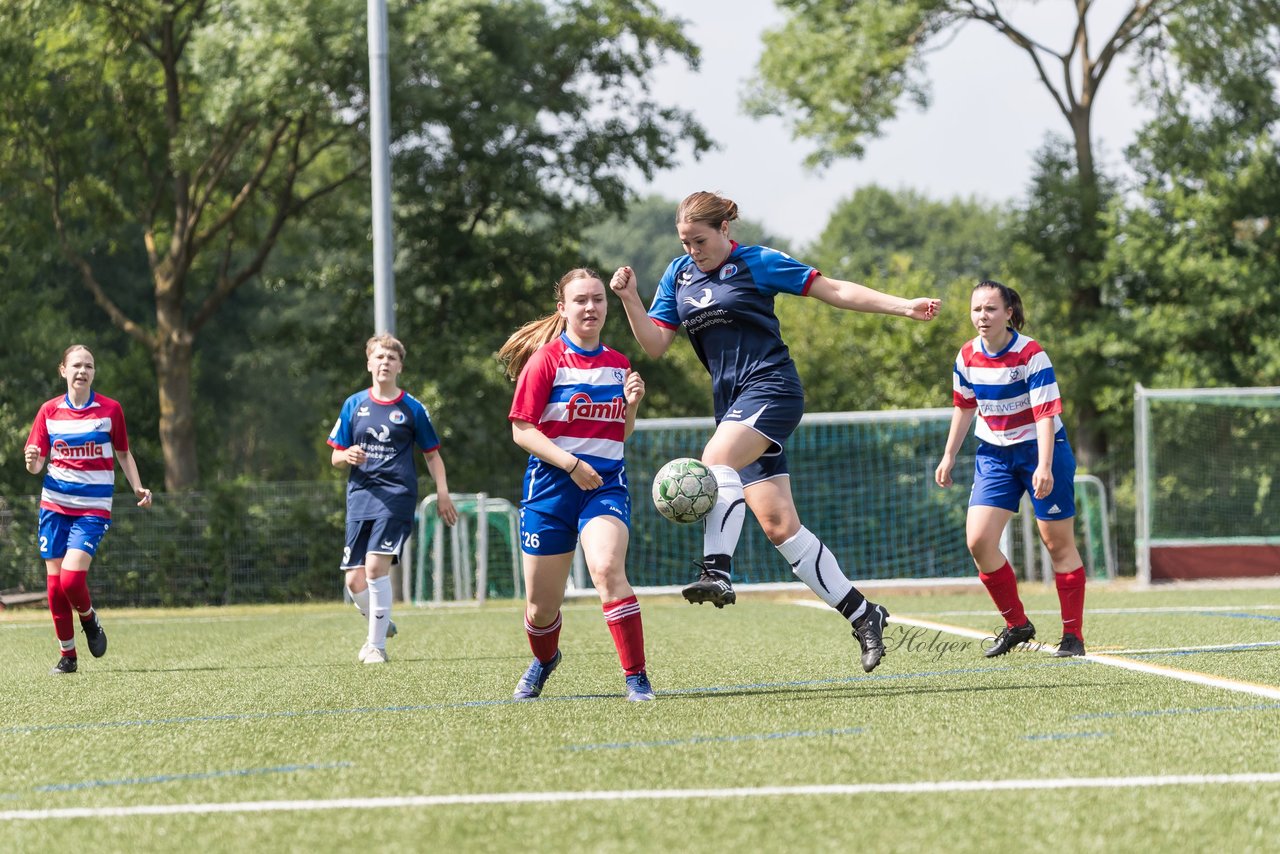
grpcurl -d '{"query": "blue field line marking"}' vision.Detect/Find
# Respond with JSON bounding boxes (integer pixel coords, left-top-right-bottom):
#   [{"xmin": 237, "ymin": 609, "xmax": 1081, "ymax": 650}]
[
  {"xmin": 0, "ymin": 661, "xmax": 1083, "ymax": 735},
  {"xmin": 564, "ymin": 727, "xmax": 866, "ymax": 752},
  {"xmin": 1127, "ymin": 642, "xmax": 1280, "ymax": 658},
  {"xmin": 1073, "ymin": 702, "xmax": 1280, "ymax": 720},
  {"xmin": 1195, "ymin": 611, "xmax": 1280, "ymax": 623},
  {"xmin": 0, "ymin": 762, "xmax": 351, "ymax": 801},
  {"xmin": 1024, "ymin": 731, "xmax": 1108, "ymax": 742}
]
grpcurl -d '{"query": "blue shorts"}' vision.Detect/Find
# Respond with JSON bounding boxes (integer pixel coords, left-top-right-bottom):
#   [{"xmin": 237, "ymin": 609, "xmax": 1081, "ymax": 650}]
[
  {"xmin": 718, "ymin": 390, "xmax": 803, "ymax": 486},
  {"xmin": 519, "ymin": 480, "xmax": 631, "ymax": 555},
  {"xmin": 342, "ymin": 516, "xmax": 413, "ymax": 570},
  {"xmin": 38, "ymin": 510, "xmax": 111, "ymax": 560},
  {"xmin": 970, "ymin": 435, "xmax": 1076, "ymax": 520}
]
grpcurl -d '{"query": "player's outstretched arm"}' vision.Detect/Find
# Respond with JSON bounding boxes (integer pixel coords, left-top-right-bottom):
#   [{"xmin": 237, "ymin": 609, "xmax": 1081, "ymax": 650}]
[{"xmin": 809, "ymin": 275, "xmax": 940, "ymax": 320}]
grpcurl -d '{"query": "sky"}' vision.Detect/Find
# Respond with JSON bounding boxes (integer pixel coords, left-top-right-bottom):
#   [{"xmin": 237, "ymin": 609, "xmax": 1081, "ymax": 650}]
[{"xmin": 636, "ymin": 0, "xmax": 1154, "ymax": 247}]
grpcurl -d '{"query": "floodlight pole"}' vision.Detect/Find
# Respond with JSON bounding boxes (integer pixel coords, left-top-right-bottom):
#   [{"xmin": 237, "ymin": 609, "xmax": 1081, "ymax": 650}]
[{"xmin": 369, "ymin": 0, "xmax": 395, "ymax": 335}]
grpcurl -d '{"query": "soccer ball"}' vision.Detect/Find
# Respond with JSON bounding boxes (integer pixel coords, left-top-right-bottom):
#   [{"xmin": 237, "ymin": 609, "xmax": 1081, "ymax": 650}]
[{"xmin": 651, "ymin": 458, "xmax": 718, "ymax": 524}]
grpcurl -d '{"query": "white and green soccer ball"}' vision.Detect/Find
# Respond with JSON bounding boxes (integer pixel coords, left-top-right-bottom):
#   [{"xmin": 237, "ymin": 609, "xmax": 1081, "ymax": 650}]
[{"xmin": 651, "ymin": 458, "xmax": 718, "ymax": 524}]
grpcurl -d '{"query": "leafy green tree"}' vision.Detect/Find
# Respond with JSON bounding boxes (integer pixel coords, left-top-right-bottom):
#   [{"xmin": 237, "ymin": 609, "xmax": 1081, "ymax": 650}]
[
  {"xmin": 0, "ymin": 0, "xmax": 711, "ymax": 499},
  {"xmin": 743, "ymin": 0, "xmax": 1273, "ymax": 467},
  {"xmin": 783, "ymin": 187, "xmax": 1010, "ymax": 412},
  {"xmin": 336, "ymin": 1, "xmax": 712, "ymax": 498},
  {"xmin": 0, "ymin": 0, "xmax": 368, "ymax": 491}
]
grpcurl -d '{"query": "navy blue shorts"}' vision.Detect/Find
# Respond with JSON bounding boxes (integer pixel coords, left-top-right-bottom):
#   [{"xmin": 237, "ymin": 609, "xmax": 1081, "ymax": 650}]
[
  {"xmin": 718, "ymin": 389, "xmax": 803, "ymax": 486},
  {"xmin": 38, "ymin": 510, "xmax": 111, "ymax": 560},
  {"xmin": 969, "ymin": 436, "xmax": 1077, "ymax": 520},
  {"xmin": 342, "ymin": 516, "xmax": 413, "ymax": 569},
  {"xmin": 519, "ymin": 480, "xmax": 631, "ymax": 556}
]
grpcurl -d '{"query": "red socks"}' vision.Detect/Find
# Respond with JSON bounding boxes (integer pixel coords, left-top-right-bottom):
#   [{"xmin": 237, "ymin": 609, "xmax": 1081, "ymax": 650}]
[
  {"xmin": 603, "ymin": 595, "xmax": 646, "ymax": 675},
  {"xmin": 1055, "ymin": 566, "xmax": 1087, "ymax": 640},
  {"xmin": 46, "ymin": 574, "xmax": 76, "ymax": 656},
  {"xmin": 524, "ymin": 611, "xmax": 562, "ymax": 664},
  {"xmin": 979, "ymin": 561, "xmax": 1028, "ymax": 627},
  {"xmin": 60, "ymin": 569, "xmax": 94, "ymax": 620}
]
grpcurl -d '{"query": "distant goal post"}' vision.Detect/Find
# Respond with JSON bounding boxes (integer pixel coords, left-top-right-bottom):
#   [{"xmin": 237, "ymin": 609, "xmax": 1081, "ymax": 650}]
[{"xmin": 1135, "ymin": 384, "xmax": 1280, "ymax": 583}]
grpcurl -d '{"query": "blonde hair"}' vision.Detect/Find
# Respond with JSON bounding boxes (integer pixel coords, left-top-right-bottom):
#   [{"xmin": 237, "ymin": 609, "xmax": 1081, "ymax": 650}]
[
  {"xmin": 365, "ymin": 333, "xmax": 405, "ymax": 361},
  {"xmin": 676, "ymin": 191, "xmax": 739, "ymax": 230},
  {"xmin": 497, "ymin": 268, "xmax": 601, "ymax": 380},
  {"xmin": 60, "ymin": 344, "xmax": 93, "ymax": 367}
]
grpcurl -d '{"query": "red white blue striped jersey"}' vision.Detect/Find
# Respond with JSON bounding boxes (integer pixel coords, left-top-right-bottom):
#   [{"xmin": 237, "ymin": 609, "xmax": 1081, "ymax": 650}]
[
  {"xmin": 25, "ymin": 392, "xmax": 130, "ymax": 519},
  {"xmin": 952, "ymin": 330, "xmax": 1064, "ymax": 446},
  {"xmin": 509, "ymin": 334, "xmax": 630, "ymax": 499}
]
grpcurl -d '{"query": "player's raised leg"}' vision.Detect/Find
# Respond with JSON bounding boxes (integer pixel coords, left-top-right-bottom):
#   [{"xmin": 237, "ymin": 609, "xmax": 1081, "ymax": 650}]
[
  {"xmin": 685, "ymin": 422, "xmax": 769, "ymax": 607},
  {"xmin": 750, "ymin": 476, "xmax": 890, "ymax": 673}
]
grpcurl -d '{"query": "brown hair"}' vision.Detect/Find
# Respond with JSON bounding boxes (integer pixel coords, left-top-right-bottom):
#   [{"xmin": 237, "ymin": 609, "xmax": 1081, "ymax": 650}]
[
  {"xmin": 676, "ymin": 191, "xmax": 739, "ymax": 230},
  {"xmin": 497, "ymin": 268, "xmax": 601, "ymax": 380},
  {"xmin": 365, "ymin": 333, "xmax": 405, "ymax": 361},
  {"xmin": 975, "ymin": 280, "xmax": 1026, "ymax": 331},
  {"xmin": 60, "ymin": 344, "xmax": 93, "ymax": 366}
]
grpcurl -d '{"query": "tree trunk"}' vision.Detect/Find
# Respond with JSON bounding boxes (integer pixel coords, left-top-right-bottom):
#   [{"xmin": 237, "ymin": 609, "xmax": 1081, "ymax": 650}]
[
  {"xmin": 1069, "ymin": 104, "xmax": 1108, "ymax": 470},
  {"xmin": 155, "ymin": 331, "xmax": 199, "ymax": 492}
]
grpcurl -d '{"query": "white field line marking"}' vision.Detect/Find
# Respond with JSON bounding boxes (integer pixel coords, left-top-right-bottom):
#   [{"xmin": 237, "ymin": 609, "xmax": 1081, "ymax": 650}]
[
  {"xmin": 1103, "ymin": 641, "xmax": 1280, "ymax": 655},
  {"xmin": 915, "ymin": 604, "xmax": 1280, "ymax": 616},
  {"xmin": 4, "ymin": 773, "xmax": 1280, "ymax": 821},
  {"xmin": 794, "ymin": 602, "xmax": 1280, "ymax": 702}
]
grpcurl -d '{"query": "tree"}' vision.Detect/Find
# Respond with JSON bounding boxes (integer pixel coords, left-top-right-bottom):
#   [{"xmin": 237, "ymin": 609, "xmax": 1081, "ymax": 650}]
[
  {"xmin": 0, "ymin": 0, "xmax": 368, "ymax": 490},
  {"xmin": 743, "ymin": 0, "xmax": 1226, "ymax": 466},
  {"xmin": 328, "ymin": 0, "xmax": 714, "ymax": 498},
  {"xmin": 786, "ymin": 187, "xmax": 1010, "ymax": 411}
]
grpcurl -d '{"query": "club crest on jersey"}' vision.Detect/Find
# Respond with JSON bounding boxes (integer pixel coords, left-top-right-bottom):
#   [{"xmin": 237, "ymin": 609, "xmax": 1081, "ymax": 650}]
[
  {"xmin": 565, "ymin": 392, "xmax": 626, "ymax": 422},
  {"xmin": 718, "ymin": 263, "xmax": 738, "ymax": 280},
  {"xmin": 1008, "ymin": 367, "xmax": 1022, "ymax": 380},
  {"xmin": 612, "ymin": 369, "xmax": 625, "ymax": 383},
  {"xmin": 51, "ymin": 439, "xmax": 103, "ymax": 459},
  {"xmin": 389, "ymin": 410, "xmax": 406, "ymax": 424}
]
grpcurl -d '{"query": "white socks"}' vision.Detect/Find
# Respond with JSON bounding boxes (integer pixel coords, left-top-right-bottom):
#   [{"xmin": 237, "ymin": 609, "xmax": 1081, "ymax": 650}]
[
  {"xmin": 703, "ymin": 464, "xmax": 746, "ymax": 560},
  {"xmin": 776, "ymin": 527, "xmax": 864, "ymax": 619},
  {"xmin": 348, "ymin": 584, "xmax": 371, "ymax": 618},
  {"xmin": 366, "ymin": 575, "xmax": 393, "ymax": 648}
]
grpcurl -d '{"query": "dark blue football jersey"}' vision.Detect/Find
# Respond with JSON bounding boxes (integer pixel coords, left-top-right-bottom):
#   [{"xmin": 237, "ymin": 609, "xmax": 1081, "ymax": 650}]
[
  {"xmin": 647, "ymin": 243, "xmax": 818, "ymax": 418},
  {"xmin": 327, "ymin": 389, "xmax": 441, "ymax": 521}
]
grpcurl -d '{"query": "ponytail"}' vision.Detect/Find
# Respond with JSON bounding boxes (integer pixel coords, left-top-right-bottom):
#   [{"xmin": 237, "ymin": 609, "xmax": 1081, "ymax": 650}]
[{"xmin": 496, "ymin": 267, "xmax": 601, "ymax": 380}]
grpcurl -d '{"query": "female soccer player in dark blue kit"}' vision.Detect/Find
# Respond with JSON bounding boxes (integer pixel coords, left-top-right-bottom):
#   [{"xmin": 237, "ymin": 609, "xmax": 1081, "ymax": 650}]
[{"xmin": 610, "ymin": 191, "xmax": 941, "ymax": 672}]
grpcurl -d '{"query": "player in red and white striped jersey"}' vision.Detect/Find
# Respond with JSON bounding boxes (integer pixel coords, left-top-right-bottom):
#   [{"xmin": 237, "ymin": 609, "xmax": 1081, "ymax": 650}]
[
  {"xmin": 498, "ymin": 268, "xmax": 654, "ymax": 702},
  {"xmin": 24, "ymin": 344, "xmax": 153, "ymax": 675},
  {"xmin": 935, "ymin": 282, "xmax": 1088, "ymax": 658}
]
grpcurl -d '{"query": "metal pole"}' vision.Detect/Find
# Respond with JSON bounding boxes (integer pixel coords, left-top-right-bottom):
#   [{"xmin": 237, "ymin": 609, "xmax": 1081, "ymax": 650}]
[{"xmin": 368, "ymin": 0, "xmax": 395, "ymax": 335}]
